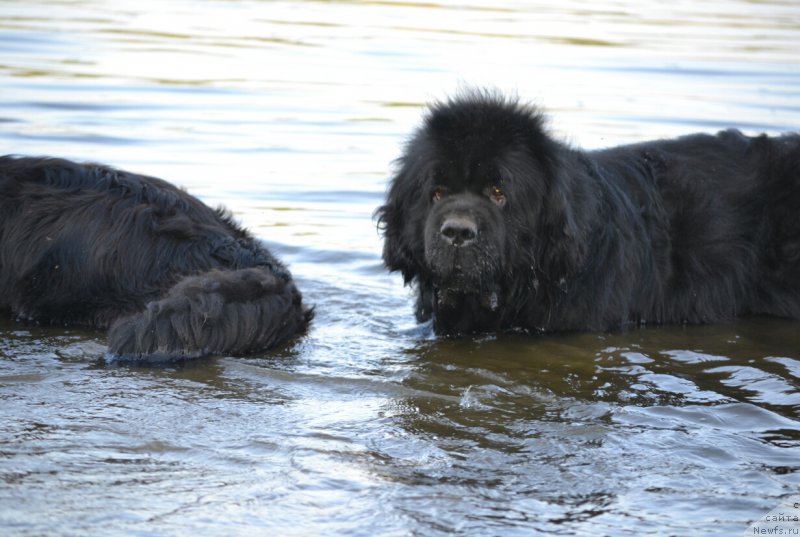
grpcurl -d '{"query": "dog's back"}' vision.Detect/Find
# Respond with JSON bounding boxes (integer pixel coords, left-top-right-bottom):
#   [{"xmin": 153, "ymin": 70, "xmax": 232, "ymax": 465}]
[
  {"xmin": 0, "ymin": 156, "xmax": 311, "ymax": 360},
  {"xmin": 590, "ymin": 130, "xmax": 800, "ymax": 322}
]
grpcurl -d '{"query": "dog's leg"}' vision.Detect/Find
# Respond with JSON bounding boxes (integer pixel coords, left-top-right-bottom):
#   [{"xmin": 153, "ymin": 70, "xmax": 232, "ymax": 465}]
[{"xmin": 106, "ymin": 267, "xmax": 312, "ymax": 361}]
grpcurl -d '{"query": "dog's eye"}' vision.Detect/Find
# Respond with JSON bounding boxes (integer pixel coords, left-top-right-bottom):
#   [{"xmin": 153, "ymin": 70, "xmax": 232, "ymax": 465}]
[
  {"xmin": 432, "ymin": 186, "xmax": 447, "ymax": 202},
  {"xmin": 488, "ymin": 185, "xmax": 506, "ymax": 206}
]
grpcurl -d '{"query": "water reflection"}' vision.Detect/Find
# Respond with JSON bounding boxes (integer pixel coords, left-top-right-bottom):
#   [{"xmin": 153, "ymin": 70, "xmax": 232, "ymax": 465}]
[
  {"xmin": 2, "ymin": 313, "xmax": 799, "ymax": 535},
  {"xmin": 370, "ymin": 322, "xmax": 800, "ymax": 533},
  {"xmin": 1, "ymin": 0, "xmax": 800, "ymax": 535}
]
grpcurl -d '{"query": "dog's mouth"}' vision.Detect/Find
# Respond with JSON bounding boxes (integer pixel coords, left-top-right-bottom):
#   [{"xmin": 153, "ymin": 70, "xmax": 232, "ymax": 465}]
[
  {"xmin": 431, "ymin": 255, "xmax": 477, "ymax": 289},
  {"xmin": 427, "ymin": 249, "xmax": 503, "ymax": 311},
  {"xmin": 434, "ymin": 281, "xmax": 501, "ymax": 313}
]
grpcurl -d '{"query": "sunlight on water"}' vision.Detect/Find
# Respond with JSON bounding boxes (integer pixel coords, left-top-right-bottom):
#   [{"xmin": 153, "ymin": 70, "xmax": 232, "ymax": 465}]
[{"xmin": 1, "ymin": 1, "xmax": 799, "ymax": 536}]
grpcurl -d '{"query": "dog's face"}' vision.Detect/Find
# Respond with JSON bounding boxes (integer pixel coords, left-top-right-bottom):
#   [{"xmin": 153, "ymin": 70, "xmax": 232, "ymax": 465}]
[
  {"xmin": 423, "ymin": 163, "xmax": 510, "ymax": 294},
  {"xmin": 377, "ymin": 93, "xmax": 578, "ymax": 334}
]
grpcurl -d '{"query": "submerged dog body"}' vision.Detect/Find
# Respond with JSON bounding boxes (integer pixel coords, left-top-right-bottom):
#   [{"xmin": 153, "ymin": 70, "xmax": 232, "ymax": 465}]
[
  {"xmin": 377, "ymin": 92, "xmax": 800, "ymax": 335},
  {"xmin": 0, "ymin": 156, "xmax": 311, "ymax": 359}
]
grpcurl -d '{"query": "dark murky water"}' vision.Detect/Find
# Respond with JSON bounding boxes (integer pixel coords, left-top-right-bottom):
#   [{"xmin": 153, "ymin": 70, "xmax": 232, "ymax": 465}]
[{"xmin": 1, "ymin": 1, "xmax": 799, "ymax": 535}]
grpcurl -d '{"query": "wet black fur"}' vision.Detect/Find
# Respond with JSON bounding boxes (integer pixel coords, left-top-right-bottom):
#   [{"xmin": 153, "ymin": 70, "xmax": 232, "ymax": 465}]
[
  {"xmin": 376, "ymin": 91, "xmax": 800, "ymax": 335},
  {"xmin": 0, "ymin": 156, "xmax": 312, "ymax": 360}
]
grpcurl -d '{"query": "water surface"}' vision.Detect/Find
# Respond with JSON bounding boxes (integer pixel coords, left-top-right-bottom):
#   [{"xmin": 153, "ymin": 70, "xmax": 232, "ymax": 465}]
[{"xmin": 1, "ymin": 1, "xmax": 799, "ymax": 535}]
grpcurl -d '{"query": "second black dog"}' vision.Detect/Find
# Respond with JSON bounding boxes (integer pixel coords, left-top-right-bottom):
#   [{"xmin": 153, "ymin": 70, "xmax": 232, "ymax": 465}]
[
  {"xmin": 0, "ymin": 156, "xmax": 312, "ymax": 360},
  {"xmin": 377, "ymin": 91, "xmax": 800, "ymax": 335}
]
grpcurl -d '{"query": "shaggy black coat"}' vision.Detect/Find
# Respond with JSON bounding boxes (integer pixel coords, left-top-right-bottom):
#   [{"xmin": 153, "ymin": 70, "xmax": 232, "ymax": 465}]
[
  {"xmin": 0, "ymin": 156, "xmax": 311, "ymax": 360},
  {"xmin": 376, "ymin": 92, "xmax": 800, "ymax": 335}
]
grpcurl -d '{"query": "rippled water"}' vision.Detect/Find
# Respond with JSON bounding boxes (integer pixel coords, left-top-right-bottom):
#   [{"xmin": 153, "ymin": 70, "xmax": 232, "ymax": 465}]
[{"xmin": 1, "ymin": 1, "xmax": 799, "ymax": 535}]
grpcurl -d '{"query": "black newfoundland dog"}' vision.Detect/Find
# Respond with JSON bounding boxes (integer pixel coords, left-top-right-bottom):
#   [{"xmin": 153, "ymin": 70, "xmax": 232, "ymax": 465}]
[
  {"xmin": 0, "ymin": 156, "xmax": 311, "ymax": 360},
  {"xmin": 377, "ymin": 91, "xmax": 800, "ymax": 335}
]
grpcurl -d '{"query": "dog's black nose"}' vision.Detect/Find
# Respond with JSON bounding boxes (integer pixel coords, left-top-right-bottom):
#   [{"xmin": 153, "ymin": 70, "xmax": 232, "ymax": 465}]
[{"xmin": 440, "ymin": 216, "xmax": 477, "ymax": 246}]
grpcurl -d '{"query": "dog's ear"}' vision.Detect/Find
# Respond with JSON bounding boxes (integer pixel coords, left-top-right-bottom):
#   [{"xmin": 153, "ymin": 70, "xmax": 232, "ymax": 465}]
[
  {"xmin": 509, "ymin": 106, "xmax": 590, "ymax": 275},
  {"xmin": 376, "ymin": 142, "xmax": 435, "ymax": 285},
  {"xmin": 375, "ymin": 195, "xmax": 418, "ymax": 285},
  {"xmin": 539, "ymin": 152, "xmax": 591, "ymax": 275}
]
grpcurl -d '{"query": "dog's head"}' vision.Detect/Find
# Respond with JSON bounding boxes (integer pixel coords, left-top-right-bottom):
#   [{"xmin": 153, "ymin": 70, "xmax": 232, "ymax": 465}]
[{"xmin": 377, "ymin": 91, "xmax": 588, "ymax": 333}]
